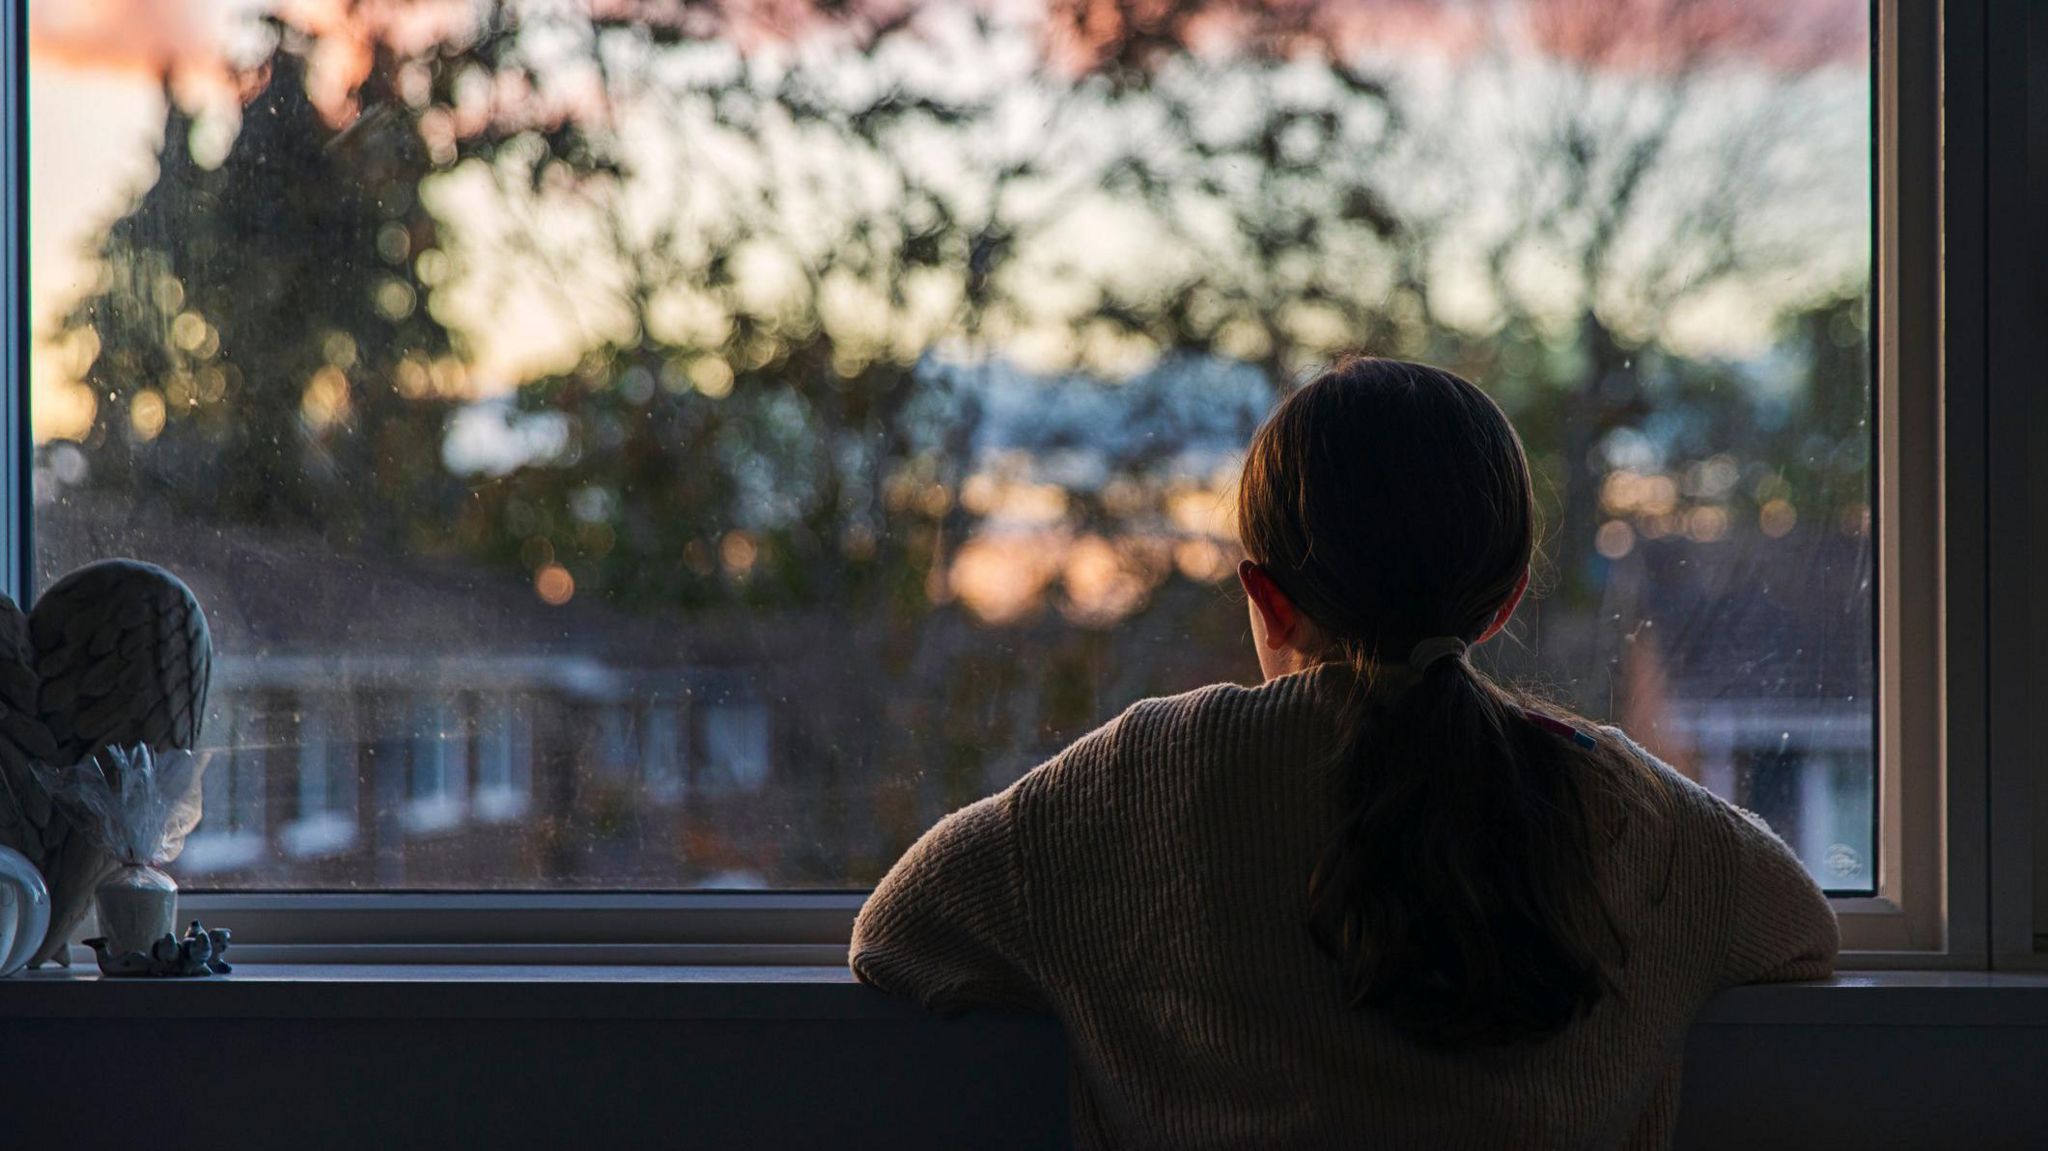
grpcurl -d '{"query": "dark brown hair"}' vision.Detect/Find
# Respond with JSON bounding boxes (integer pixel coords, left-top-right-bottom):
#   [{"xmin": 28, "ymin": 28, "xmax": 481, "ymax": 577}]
[{"xmin": 1237, "ymin": 356, "xmax": 1645, "ymax": 1048}]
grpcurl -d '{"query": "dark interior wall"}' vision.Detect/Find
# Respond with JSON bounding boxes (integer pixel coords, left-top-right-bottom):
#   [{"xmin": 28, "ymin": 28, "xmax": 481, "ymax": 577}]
[
  {"xmin": 7, "ymin": 1007, "xmax": 2048, "ymax": 1149},
  {"xmin": 0, "ymin": 1013, "xmax": 1072, "ymax": 1149},
  {"xmin": 1676, "ymin": 1018, "xmax": 2048, "ymax": 1150}
]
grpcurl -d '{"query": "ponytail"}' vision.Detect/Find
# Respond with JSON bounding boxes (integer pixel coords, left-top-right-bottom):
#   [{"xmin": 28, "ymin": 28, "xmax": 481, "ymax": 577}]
[{"xmin": 1307, "ymin": 642, "xmax": 1625, "ymax": 1047}]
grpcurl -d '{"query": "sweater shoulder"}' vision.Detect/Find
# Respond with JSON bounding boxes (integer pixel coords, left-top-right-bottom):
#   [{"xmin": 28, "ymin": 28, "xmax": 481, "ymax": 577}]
[
  {"xmin": 1119, "ymin": 668, "xmax": 1332, "ymax": 744},
  {"xmin": 1012, "ymin": 670, "xmax": 1330, "ymax": 818},
  {"xmin": 1120, "ymin": 677, "xmax": 1277, "ymax": 736}
]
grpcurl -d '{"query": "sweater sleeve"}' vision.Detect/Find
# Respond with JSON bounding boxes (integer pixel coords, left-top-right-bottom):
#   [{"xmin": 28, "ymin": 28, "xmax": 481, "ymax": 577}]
[
  {"xmin": 850, "ymin": 787, "xmax": 1040, "ymax": 1014},
  {"xmin": 1720, "ymin": 804, "xmax": 1840, "ymax": 985}
]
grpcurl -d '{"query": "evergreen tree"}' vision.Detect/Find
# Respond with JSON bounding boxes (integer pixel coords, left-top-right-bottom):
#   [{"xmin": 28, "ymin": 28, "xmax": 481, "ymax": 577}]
[{"xmin": 59, "ymin": 37, "xmax": 460, "ymax": 548}]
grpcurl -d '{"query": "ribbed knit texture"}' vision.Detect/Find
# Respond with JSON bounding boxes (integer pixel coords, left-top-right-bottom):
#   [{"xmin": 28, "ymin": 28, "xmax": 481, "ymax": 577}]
[{"xmin": 851, "ymin": 665, "xmax": 1839, "ymax": 1149}]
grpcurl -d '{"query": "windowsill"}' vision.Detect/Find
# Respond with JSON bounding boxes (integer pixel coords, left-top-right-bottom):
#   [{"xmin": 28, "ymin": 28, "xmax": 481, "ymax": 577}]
[{"xmin": 3, "ymin": 966, "xmax": 2045, "ymax": 1026}]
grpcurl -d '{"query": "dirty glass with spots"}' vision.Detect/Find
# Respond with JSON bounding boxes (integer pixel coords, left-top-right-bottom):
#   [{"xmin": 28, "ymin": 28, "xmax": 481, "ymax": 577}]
[{"xmin": 30, "ymin": 0, "xmax": 1872, "ymax": 891}]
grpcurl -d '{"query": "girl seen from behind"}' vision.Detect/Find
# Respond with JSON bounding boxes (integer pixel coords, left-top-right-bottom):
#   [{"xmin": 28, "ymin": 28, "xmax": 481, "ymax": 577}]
[{"xmin": 852, "ymin": 356, "xmax": 1838, "ymax": 1149}]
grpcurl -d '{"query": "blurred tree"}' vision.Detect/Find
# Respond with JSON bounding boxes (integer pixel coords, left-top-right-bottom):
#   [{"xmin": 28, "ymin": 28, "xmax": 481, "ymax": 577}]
[{"xmin": 56, "ymin": 34, "xmax": 463, "ymax": 547}]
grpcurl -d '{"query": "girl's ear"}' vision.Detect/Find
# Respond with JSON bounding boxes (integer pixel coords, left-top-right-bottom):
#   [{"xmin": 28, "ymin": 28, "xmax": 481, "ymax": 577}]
[
  {"xmin": 1477, "ymin": 567, "xmax": 1531, "ymax": 644},
  {"xmin": 1239, "ymin": 560, "xmax": 1302, "ymax": 649}
]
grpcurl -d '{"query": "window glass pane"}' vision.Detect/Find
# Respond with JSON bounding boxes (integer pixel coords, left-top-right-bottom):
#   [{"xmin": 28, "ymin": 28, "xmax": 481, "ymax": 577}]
[{"xmin": 28, "ymin": 0, "xmax": 1874, "ymax": 892}]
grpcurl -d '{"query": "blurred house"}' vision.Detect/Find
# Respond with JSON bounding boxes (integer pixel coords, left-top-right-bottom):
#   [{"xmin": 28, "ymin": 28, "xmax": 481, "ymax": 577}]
[
  {"xmin": 37, "ymin": 502, "xmax": 782, "ymax": 890},
  {"xmin": 34, "ymin": 480, "xmax": 1875, "ymax": 894},
  {"xmin": 1604, "ymin": 526, "xmax": 1876, "ymax": 891}
]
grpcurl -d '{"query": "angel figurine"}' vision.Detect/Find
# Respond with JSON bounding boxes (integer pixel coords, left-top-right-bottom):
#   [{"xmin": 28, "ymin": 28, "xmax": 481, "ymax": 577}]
[{"xmin": 0, "ymin": 560, "xmax": 212, "ymax": 968}]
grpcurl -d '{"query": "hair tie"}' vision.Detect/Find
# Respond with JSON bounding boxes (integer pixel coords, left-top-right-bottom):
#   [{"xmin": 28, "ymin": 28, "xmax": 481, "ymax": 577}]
[
  {"xmin": 1407, "ymin": 636, "xmax": 1468, "ymax": 670},
  {"xmin": 1522, "ymin": 708, "xmax": 1600, "ymax": 750}
]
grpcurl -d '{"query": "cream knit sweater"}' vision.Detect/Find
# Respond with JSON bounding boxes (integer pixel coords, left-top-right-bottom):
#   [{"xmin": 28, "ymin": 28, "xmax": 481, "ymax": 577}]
[{"xmin": 851, "ymin": 665, "xmax": 1839, "ymax": 1149}]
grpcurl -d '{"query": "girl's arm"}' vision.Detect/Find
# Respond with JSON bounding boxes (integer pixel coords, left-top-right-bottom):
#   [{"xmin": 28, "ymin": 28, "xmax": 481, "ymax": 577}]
[
  {"xmin": 1722, "ymin": 805, "xmax": 1841, "ymax": 985},
  {"xmin": 850, "ymin": 786, "xmax": 1040, "ymax": 1013}
]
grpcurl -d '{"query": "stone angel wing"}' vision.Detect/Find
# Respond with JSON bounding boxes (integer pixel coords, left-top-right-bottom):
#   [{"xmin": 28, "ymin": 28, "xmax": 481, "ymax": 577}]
[
  {"xmin": 0, "ymin": 560, "xmax": 212, "ymax": 968},
  {"xmin": 0, "ymin": 597, "xmax": 65, "ymax": 953}
]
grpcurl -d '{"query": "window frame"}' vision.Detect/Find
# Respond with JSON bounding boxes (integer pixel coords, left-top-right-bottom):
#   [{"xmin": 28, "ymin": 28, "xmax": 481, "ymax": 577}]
[
  {"xmin": 1986, "ymin": 0, "xmax": 2048, "ymax": 970},
  {"xmin": 0, "ymin": 0, "xmax": 2005, "ymax": 966}
]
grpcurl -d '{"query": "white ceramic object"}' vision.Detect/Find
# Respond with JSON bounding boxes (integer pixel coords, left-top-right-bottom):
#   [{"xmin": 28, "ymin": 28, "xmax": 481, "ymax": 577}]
[
  {"xmin": 95, "ymin": 863, "xmax": 177, "ymax": 958},
  {"xmin": 0, "ymin": 845, "xmax": 52, "ymax": 976}
]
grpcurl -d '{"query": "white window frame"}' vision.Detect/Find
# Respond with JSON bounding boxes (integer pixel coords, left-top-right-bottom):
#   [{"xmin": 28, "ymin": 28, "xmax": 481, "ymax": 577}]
[{"xmin": 2, "ymin": 0, "xmax": 2023, "ymax": 966}]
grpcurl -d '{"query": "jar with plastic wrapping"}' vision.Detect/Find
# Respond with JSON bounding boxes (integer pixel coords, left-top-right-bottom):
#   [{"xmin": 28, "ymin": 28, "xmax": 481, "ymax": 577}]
[{"xmin": 35, "ymin": 745, "xmax": 206, "ymax": 965}]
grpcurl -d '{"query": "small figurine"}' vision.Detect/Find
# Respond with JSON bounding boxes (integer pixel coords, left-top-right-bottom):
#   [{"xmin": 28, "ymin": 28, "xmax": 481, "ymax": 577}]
[{"xmin": 84, "ymin": 919, "xmax": 231, "ymax": 977}]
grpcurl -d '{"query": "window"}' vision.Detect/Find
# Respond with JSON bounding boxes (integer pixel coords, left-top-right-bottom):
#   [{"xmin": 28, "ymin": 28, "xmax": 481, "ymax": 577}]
[
  {"xmin": 475, "ymin": 696, "xmax": 534, "ymax": 822},
  {"xmin": 405, "ymin": 698, "xmax": 469, "ymax": 834},
  {"xmin": 597, "ymin": 704, "xmax": 636, "ymax": 781},
  {"xmin": 22, "ymin": 0, "xmax": 1987, "ymax": 959},
  {"xmin": 641, "ymin": 700, "xmax": 685, "ymax": 804},
  {"xmin": 179, "ymin": 694, "xmax": 268, "ymax": 875},
  {"xmin": 281, "ymin": 699, "xmax": 358, "ymax": 859},
  {"xmin": 700, "ymin": 699, "xmax": 773, "ymax": 797}
]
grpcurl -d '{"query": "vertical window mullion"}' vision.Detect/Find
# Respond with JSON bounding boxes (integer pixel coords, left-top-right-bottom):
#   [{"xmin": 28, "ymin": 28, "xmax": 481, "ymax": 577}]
[{"xmin": 3, "ymin": 0, "xmax": 27, "ymax": 606}]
